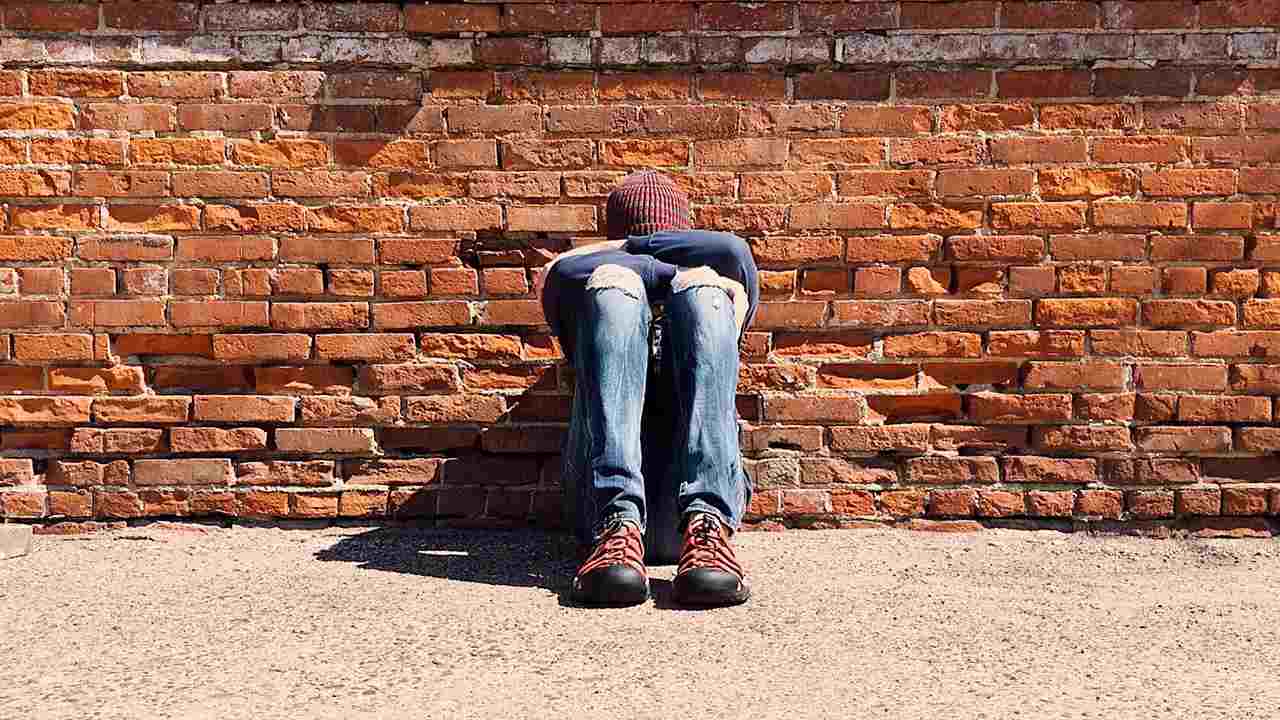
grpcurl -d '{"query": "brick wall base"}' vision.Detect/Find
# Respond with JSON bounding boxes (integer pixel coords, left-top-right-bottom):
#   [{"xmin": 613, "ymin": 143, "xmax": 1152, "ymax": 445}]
[{"xmin": 3, "ymin": 2, "xmax": 1280, "ymax": 534}]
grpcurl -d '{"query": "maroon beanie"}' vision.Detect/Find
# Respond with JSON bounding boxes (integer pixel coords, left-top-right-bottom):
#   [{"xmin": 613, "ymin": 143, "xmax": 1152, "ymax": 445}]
[{"xmin": 605, "ymin": 170, "xmax": 692, "ymax": 239}]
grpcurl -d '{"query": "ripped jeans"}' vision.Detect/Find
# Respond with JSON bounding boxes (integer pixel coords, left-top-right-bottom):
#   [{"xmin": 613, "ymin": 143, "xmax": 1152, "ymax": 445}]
[{"xmin": 561, "ymin": 267, "xmax": 752, "ymax": 564}]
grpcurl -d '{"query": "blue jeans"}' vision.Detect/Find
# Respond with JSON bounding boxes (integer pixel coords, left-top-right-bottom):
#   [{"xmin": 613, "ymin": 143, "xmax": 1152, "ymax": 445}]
[{"xmin": 561, "ymin": 275, "xmax": 751, "ymax": 564}]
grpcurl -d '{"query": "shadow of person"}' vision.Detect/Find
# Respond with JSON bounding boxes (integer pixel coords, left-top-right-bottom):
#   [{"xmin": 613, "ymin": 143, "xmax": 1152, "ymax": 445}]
[
  {"xmin": 314, "ymin": 527, "xmax": 597, "ymax": 606},
  {"xmin": 315, "ymin": 527, "xmax": 701, "ymax": 609}
]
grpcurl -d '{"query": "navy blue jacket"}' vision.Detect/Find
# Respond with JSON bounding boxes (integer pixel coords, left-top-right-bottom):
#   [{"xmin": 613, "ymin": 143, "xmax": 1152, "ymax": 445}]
[{"xmin": 541, "ymin": 230, "xmax": 759, "ymax": 363}]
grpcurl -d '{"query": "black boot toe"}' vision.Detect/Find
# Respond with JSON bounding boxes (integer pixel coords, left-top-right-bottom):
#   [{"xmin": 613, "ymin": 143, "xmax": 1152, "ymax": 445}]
[
  {"xmin": 672, "ymin": 568, "xmax": 750, "ymax": 607},
  {"xmin": 571, "ymin": 565, "xmax": 649, "ymax": 606}
]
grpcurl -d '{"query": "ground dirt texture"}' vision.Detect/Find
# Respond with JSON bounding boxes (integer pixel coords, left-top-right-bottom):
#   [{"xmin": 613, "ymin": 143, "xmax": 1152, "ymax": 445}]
[{"xmin": 3, "ymin": 524, "xmax": 1279, "ymax": 720}]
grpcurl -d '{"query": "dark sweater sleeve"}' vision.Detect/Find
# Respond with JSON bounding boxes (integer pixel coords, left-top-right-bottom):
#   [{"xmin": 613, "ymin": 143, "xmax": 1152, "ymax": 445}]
[{"xmin": 623, "ymin": 230, "xmax": 760, "ymax": 333}]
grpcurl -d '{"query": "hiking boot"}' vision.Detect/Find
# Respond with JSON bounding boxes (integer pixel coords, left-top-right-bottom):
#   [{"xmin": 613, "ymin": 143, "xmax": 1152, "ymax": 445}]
[
  {"xmin": 571, "ymin": 518, "xmax": 649, "ymax": 607},
  {"xmin": 672, "ymin": 512, "xmax": 750, "ymax": 607}
]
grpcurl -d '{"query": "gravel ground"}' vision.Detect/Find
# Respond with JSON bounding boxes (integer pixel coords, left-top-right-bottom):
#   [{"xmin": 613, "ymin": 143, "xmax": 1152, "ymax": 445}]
[{"xmin": 3, "ymin": 523, "xmax": 1280, "ymax": 720}]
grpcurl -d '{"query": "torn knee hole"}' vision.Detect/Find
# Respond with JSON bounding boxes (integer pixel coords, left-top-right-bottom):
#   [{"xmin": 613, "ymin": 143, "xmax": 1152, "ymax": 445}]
[
  {"xmin": 671, "ymin": 266, "xmax": 726, "ymax": 295},
  {"xmin": 585, "ymin": 263, "xmax": 645, "ymax": 299}
]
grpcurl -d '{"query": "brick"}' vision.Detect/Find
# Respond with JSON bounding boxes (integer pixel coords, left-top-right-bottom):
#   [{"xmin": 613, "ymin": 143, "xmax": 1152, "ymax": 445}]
[
  {"xmin": 229, "ymin": 71, "xmax": 324, "ymax": 99},
  {"xmin": 409, "ymin": 205, "xmax": 501, "ymax": 232},
  {"xmin": 232, "ymin": 140, "xmax": 327, "ymax": 169},
  {"xmin": 435, "ymin": 140, "xmax": 498, "ymax": 169},
  {"xmin": 700, "ymin": 73, "xmax": 786, "ymax": 101},
  {"xmin": 1005, "ymin": 456, "xmax": 1096, "ymax": 484},
  {"xmin": 0, "ymin": 103, "xmax": 76, "ymax": 130},
  {"xmin": 1096, "ymin": 69, "xmax": 1191, "ymax": 97},
  {"xmin": 946, "ymin": 235, "xmax": 1044, "ymax": 262},
  {"xmin": 997, "ymin": 70, "xmax": 1091, "ymax": 98},
  {"xmin": 747, "ymin": 235, "xmax": 839, "ymax": 266},
  {"xmin": 940, "ymin": 104, "xmax": 1033, "ymax": 132},
  {"xmin": 749, "ymin": 302, "xmax": 814, "ymax": 334},
  {"xmin": 1104, "ymin": 1, "xmax": 1195, "ymax": 28},
  {"xmin": 699, "ymin": 3, "xmax": 790, "ymax": 30},
  {"xmin": 889, "ymin": 203, "xmax": 984, "ymax": 232},
  {"xmin": 373, "ymin": 302, "xmax": 471, "ymax": 329},
  {"xmin": 969, "ymin": 392, "xmax": 1073, "ymax": 424},
  {"xmin": 1039, "ymin": 168, "xmax": 1135, "ymax": 198},
  {"xmin": 983, "ymin": 327, "xmax": 1085, "ymax": 356},
  {"xmin": 507, "ymin": 206, "xmax": 595, "ymax": 232},
  {"xmin": 934, "ymin": 300, "xmax": 1032, "ymax": 327},
  {"xmin": 31, "ymin": 70, "xmax": 123, "ymax": 98},
  {"xmin": 33, "ymin": 137, "xmax": 122, "ymax": 165},
  {"xmin": 279, "ymin": 238, "xmax": 375, "ymax": 265},
  {"xmin": 134, "ymin": 459, "xmax": 234, "ymax": 486},
  {"xmin": 793, "ymin": 72, "xmax": 887, "ymax": 101},
  {"xmin": 70, "ymin": 300, "xmax": 166, "ymax": 327},
  {"xmin": 1178, "ymin": 395, "xmax": 1272, "ymax": 423},
  {"xmin": 1201, "ymin": 1, "xmax": 1280, "ymax": 27},
  {"xmin": 642, "ymin": 106, "xmax": 739, "ymax": 137},
  {"xmin": 926, "ymin": 486, "xmax": 972, "ymax": 515},
  {"xmin": 1126, "ymin": 491, "xmax": 1174, "ymax": 520},
  {"xmin": 0, "ymin": 301, "xmax": 64, "ymax": 328},
  {"xmin": 275, "ymin": 428, "xmax": 376, "ymax": 455},
  {"xmin": 899, "ymin": 70, "xmax": 992, "ymax": 99},
  {"xmin": 1024, "ymin": 361, "xmax": 1125, "ymax": 390},
  {"xmin": 406, "ymin": 4, "xmax": 499, "ymax": 33},
  {"xmin": 132, "ymin": 138, "xmax": 225, "ymax": 166},
  {"xmin": 126, "ymin": 71, "xmax": 220, "ymax": 98},
  {"xmin": 761, "ymin": 395, "xmax": 866, "ymax": 423},
  {"xmin": 19, "ymin": 268, "xmax": 63, "ymax": 295},
  {"xmin": 0, "ymin": 171, "xmax": 70, "ymax": 197},
  {"xmin": 448, "ymin": 104, "xmax": 542, "ymax": 134},
  {"xmin": 1036, "ymin": 299, "xmax": 1137, "ymax": 328},
  {"xmin": 172, "ymin": 171, "xmax": 268, "ymax": 198},
  {"xmin": 82, "ymin": 104, "xmax": 174, "ymax": 132},
  {"xmin": 880, "ymin": 490, "xmax": 927, "ymax": 518},
  {"xmin": 275, "ymin": 171, "xmax": 370, "ymax": 198},
  {"xmin": 1142, "ymin": 169, "xmax": 1236, "ymax": 197},
  {"xmin": 791, "ymin": 202, "xmax": 884, "ymax": 230},
  {"xmin": 884, "ymin": 332, "xmax": 980, "ymax": 358},
  {"xmin": 842, "ymin": 106, "xmax": 932, "ymax": 135},
  {"xmin": 213, "ymin": 334, "xmax": 311, "ymax": 361},
  {"xmin": 1075, "ymin": 489, "xmax": 1122, "ymax": 519},
  {"xmin": 204, "ymin": 3, "xmax": 296, "ymax": 30},
  {"xmin": 7, "ymin": 3, "xmax": 97, "ymax": 30},
  {"xmin": 892, "ymin": 138, "xmax": 984, "ymax": 166},
  {"xmin": 991, "ymin": 202, "xmax": 1088, "ymax": 230},
  {"xmin": 48, "ymin": 367, "xmax": 145, "ymax": 395},
  {"xmin": 337, "ymin": 141, "xmax": 432, "ymax": 171},
  {"xmin": 405, "ymin": 395, "xmax": 506, "ymax": 423},
  {"xmin": 1134, "ymin": 364, "xmax": 1228, "ymax": 391},
  {"xmin": 468, "ymin": 171, "xmax": 558, "ymax": 199},
  {"xmin": 1193, "ymin": 203, "xmax": 1253, "ymax": 230}
]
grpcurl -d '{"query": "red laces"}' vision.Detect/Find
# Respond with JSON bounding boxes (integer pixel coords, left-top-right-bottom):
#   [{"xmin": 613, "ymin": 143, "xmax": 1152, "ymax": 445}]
[
  {"xmin": 577, "ymin": 520, "xmax": 646, "ymax": 579},
  {"xmin": 678, "ymin": 513, "xmax": 744, "ymax": 579}
]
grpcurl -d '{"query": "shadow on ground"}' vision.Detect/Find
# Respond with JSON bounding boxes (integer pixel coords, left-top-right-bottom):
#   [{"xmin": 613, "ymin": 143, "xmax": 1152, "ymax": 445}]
[
  {"xmin": 315, "ymin": 528, "xmax": 587, "ymax": 606},
  {"xmin": 314, "ymin": 527, "xmax": 687, "ymax": 609}
]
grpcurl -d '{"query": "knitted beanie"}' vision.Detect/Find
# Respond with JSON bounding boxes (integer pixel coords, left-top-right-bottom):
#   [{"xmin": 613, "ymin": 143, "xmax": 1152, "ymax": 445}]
[{"xmin": 605, "ymin": 170, "xmax": 692, "ymax": 239}]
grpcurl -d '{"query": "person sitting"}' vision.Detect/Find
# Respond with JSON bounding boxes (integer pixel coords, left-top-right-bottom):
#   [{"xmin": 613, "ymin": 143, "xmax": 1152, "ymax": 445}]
[{"xmin": 540, "ymin": 170, "xmax": 760, "ymax": 608}]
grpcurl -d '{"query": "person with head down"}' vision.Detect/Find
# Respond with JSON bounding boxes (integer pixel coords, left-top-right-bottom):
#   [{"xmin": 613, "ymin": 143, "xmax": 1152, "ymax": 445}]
[{"xmin": 541, "ymin": 170, "xmax": 760, "ymax": 608}]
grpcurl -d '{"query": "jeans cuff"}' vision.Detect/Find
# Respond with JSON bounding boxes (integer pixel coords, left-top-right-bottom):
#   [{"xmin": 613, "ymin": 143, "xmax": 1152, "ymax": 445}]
[
  {"xmin": 592, "ymin": 510, "xmax": 644, "ymax": 540},
  {"xmin": 679, "ymin": 504, "xmax": 735, "ymax": 535}
]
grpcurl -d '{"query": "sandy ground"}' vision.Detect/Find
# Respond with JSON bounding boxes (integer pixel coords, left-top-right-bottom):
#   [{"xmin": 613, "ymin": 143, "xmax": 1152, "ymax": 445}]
[{"xmin": 3, "ymin": 524, "xmax": 1280, "ymax": 720}]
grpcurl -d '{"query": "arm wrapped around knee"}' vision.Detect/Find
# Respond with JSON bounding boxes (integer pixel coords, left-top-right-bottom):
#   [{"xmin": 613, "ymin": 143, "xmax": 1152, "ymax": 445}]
[{"xmin": 671, "ymin": 266, "xmax": 749, "ymax": 337}]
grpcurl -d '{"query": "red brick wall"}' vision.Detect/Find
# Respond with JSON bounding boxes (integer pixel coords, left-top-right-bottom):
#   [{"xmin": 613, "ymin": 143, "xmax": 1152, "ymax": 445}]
[{"xmin": 2, "ymin": 1, "xmax": 1280, "ymax": 535}]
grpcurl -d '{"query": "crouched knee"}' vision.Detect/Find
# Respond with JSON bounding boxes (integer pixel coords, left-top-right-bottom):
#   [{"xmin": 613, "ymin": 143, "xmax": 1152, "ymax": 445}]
[
  {"xmin": 670, "ymin": 266, "xmax": 748, "ymax": 335},
  {"xmin": 585, "ymin": 263, "xmax": 645, "ymax": 300}
]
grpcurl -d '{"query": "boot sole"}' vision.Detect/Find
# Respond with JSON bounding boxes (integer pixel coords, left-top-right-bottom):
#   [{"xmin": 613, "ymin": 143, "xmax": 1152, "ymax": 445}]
[
  {"xmin": 672, "ymin": 584, "xmax": 751, "ymax": 608},
  {"xmin": 570, "ymin": 586, "xmax": 650, "ymax": 607}
]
